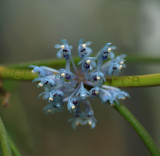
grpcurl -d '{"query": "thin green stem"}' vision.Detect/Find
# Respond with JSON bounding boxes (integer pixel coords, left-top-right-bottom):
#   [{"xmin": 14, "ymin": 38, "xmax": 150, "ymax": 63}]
[
  {"xmin": 0, "ymin": 117, "xmax": 12, "ymax": 156},
  {"xmin": 126, "ymin": 55, "xmax": 160, "ymax": 64},
  {"xmin": 3, "ymin": 55, "xmax": 160, "ymax": 70},
  {"xmin": 114, "ymin": 103, "xmax": 160, "ymax": 156},
  {"xmin": 8, "ymin": 136, "xmax": 21, "ymax": 156},
  {"xmin": 7, "ymin": 58, "xmax": 80, "ymax": 69}
]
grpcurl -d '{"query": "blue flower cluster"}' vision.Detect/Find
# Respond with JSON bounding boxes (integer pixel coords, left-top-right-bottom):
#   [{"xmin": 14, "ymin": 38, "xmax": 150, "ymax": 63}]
[{"xmin": 30, "ymin": 39, "xmax": 129, "ymax": 129}]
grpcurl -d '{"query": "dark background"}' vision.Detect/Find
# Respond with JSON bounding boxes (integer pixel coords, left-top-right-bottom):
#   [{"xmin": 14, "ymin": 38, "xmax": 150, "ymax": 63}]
[{"xmin": 0, "ymin": 0, "xmax": 160, "ymax": 156}]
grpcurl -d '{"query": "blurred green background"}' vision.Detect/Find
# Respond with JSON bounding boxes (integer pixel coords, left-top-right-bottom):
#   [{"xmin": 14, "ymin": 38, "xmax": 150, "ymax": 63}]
[{"xmin": 1, "ymin": 0, "xmax": 160, "ymax": 156}]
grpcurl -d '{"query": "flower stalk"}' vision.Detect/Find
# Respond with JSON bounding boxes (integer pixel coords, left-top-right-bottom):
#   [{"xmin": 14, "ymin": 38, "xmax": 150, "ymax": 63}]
[
  {"xmin": 114, "ymin": 103, "xmax": 160, "ymax": 156},
  {"xmin": 0, "ymin": 117, "xmax": 12, "ymax": 156}
]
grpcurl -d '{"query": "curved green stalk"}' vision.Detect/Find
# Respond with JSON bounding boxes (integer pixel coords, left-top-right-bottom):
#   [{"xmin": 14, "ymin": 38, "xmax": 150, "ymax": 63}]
[
  {"xmin": 114, "ymin": 103, "xmax": 160, "ymax": 156},
  {"xmin": 0, "ymin": 66, "xmax": 160, "ymax": 87},
  {"xmin": 0, "ymin": 117, "xmax": 12, "ymax": 156},
  {"xmin": 9, "ymin": 136, "xmax": 21, "ymax": 156}
]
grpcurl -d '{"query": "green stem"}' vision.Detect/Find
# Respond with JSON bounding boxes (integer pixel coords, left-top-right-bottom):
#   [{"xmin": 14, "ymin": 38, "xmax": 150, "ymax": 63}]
[
  {"xmin": 9, "ymin": 136, "xmax": 21, "ymax": 156},
  {"xmin": 126, "ymin": 55, "xmax": 160, "ymax": 64},
  {"xmin": 7, "ymin": 58, "xmax": 80, "ymax": 69},
  {"xmin": 0, "ymin": 67, "xmax": 37, "ymax": 81},
  {"xmin": 0, "ymin": 66, "xmax": 160, "ymax": 87},
  {"xmin": 4, "ymin": 55, "xmax": 160, "ymax": 69},
  {"xmin": 114, "ymin": 103, "xmax": 160, "ymax": 156},
  {"xmin": 0, "ymin": 117, "xmax": 12, "ymax": 156},
  {"xmin": 104, "ymin": 74, "xmax": 160, "ymax": 87}
]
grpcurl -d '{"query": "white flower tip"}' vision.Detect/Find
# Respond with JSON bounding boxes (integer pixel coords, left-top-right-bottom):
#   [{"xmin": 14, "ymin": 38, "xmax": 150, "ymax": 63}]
[
  {"xmin": 119, "ymin": 65, "xmax": 123, "ymax": 69},
  {"xmin": 86, "ymin": 60, "xmax": 91, "ymax": 64},
  {"xmin": 97, "ymin": 76, "xmax": 101, "ymax": 80},
  {"xmin": 61, "ymin": 45, "xmax": 65, "ymax": 49},
  {"xmin": 61, "ymin": 73, "xmax": 65, "ymax": 77},
  {"xmin": 121, "ymin": 97, "xmax": 126, "ymax": 100},
  {"xmin": 95, "ymin": 91, "xmax": 99, "ymax": 95},
  {"xmin": 88, "ymin": 121, "xmax": 92, "ymax": 125},
  {"xmin": 49, "ymin": 97, "xmax": 53, "ymax": 101},
  {"xmin": 108, "ymin": 48, "xmax": 112, "ymax": 52},
  {"xmin": 71, "ymin": 105, "xmax": 76, "ymax": 109},
  {"xmin": 31, "ymin": 70, "xmax": 35, "ymax": 73},
  {"xmin": 120, "ymin": 61, "xmax": 124, "ymax": 64},
  {"xmin": 82, "ymin": 44, "xmax": 86, "ymax": 48},
  {"xmin": 38, "ymin": 83, "xmax": 43, "ymax": 87},
  {"xmin": 76, "ymin": 122, "xmax": 79, "ymax": 126},
  {"xmin": 48, "ymin": 109, "xmax": 52, "ymax": 112}
]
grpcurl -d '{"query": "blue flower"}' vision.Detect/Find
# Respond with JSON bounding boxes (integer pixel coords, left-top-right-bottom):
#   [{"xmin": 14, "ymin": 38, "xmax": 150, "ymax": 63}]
[
  {"xmin": 29, "ymin": 65, "xmax": 56, "ymax": 77},
  {"xmin": 55, "ymin": 39, "xmax": 72, "ymax": 59},
  {"xmin": 43, "ymin": 101, "xmax": 63, "ymax": 114},
  {"xmin": 68, "ymin": 101, "xmax": 97, "ymax": 129},
  {"xmin": 90, "ymin": 86, "xmax": 129, "ymax": 105},
  {"xmin": 78, "ymin": 57, "xmax": 96, "ymax": 79},
  {"xmin": 78, "ymin": 39, "xmax": 92, "ymax": 59},
  {"xmin": 98, "ymin": 42, "xmax": 116, "ymax": 60},
  {"xmin": 32, "ymin": 77, "xmax": 56, "ymax": 89},
  {"xmin": 30, "ymin": 39, "xmax": 129, "ymax": 129},
  {"xmin": 101, "ymin": 54, "xmax": 126, "ymax": 76},
  {"xmin": 69, "ymin": 114, "xmax": 97, "ymax": 129},
  {"xmin": 89, "ymin": 71, "xmax": 105, "ymax": 86},
  {"xmin": 67, "ymin": 97, "xmax": 79, "ymax": 112},
  {"xmin": 76, "ymin": 82, "xmax": 89, "ymax": 99},
  {"xmin": 55, "ymin": 69, "xmax": 76, "ymax": 87}
]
